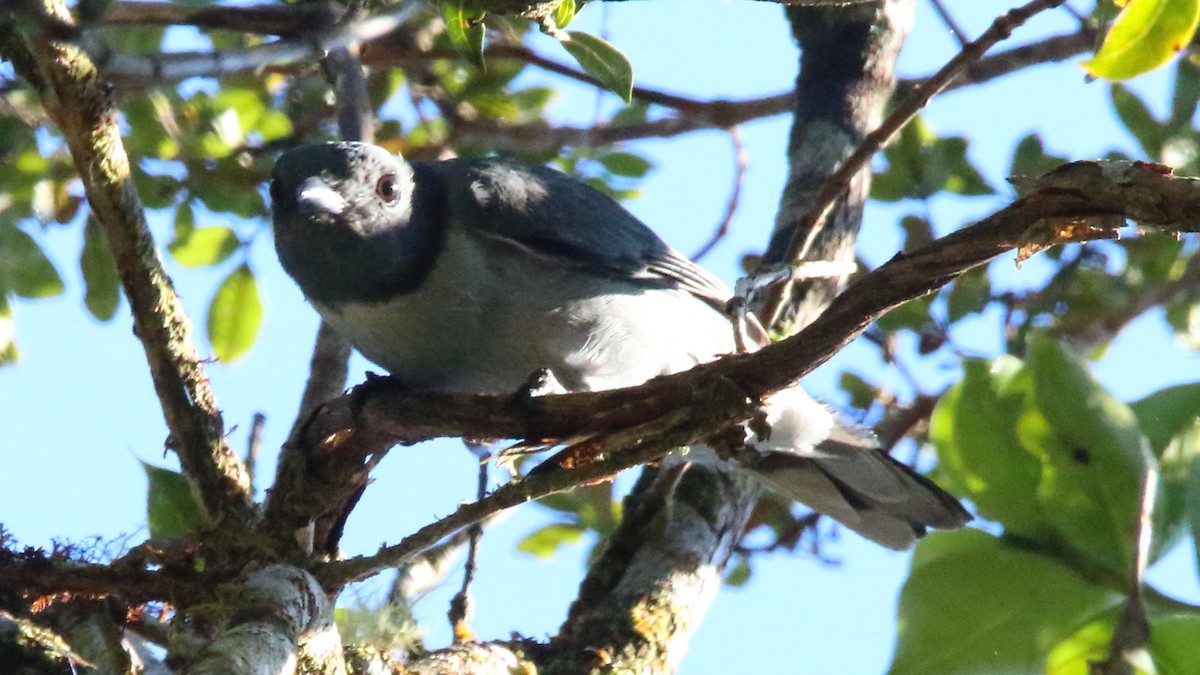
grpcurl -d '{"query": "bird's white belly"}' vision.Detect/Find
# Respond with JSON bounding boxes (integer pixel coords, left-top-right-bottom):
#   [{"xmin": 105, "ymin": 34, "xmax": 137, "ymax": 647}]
[{"xmin": 314, "ymin": 229, "xmax": 739, "ymax": 394}]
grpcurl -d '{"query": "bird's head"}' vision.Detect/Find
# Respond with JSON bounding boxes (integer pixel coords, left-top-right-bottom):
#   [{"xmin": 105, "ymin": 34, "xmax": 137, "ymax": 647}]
[
  {"xmin": 269, "ymin": 142, "xmax": 432, "ymax": 305},
  {"xmin": 271, "ymin": 141, "xmax": 414, "ymax": 237}
]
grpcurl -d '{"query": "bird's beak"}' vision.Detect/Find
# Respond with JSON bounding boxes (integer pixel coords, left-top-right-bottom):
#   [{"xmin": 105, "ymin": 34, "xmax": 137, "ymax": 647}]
[{"xmin": 297, "ymin": 177, "xmax": 348, "ymax": 217}]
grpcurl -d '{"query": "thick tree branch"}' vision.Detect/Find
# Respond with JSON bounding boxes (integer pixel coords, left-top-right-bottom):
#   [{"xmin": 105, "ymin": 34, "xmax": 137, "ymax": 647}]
[
  {"xmin": 180, "ymin": 565, "xmax": 335, "ymax": 675},
  {"xmin": 0, "ymin": 551, "xmax": 213, "ymax": 607},
  {"xmin": 758, "ymin": 0, "xmax": 912, "ymax": 329},
  {"xmin": 759, "ymin": 0, "xmax": 1069, "ymax": 326},
  {"xmin": 0, "ymin": 2, "xmax": 252, "ymax": 522}
]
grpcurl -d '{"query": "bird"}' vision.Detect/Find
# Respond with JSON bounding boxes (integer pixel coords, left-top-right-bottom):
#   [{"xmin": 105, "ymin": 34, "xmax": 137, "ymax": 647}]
[{"xmin": 269, "ymin": 140, "xmax": 971, "ymax": 550}]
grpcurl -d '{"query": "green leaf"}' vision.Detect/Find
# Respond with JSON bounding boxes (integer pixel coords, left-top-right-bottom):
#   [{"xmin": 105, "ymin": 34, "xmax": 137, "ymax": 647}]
[
  {"xmin": 892, "ymin": 530, "xmax": 1123, "ymax": 675},
  {"xmin": 443, "ymin": 2, "xmax": 486, "ymax": 70},
  {"xmin": 1166, "ymin": 301, "xmax": 1200, "ymax": 349},
  {"xmin": 0, "ymin": 224, "xmax": 64, "ymax": 299},
  {"xmin": 929, "ymin": 137, "xmax": 993, "ymax": 196},
  {"xmin": 560, "ymin": 31, "xmax": 633, "ymax": 103},
  {"xmin": 1045, "ymin": 616, "xmax": 1118, "ymax": 675},
  {"xmin": 871, "ymin": 116, "xmax": 991, "ymax": 201},
  {"xmin": 931, "ymin": 357, "xmax": 1054, "ymax": 538},
  {"xmin": 143, "ymin": 462, "xmax": 210, "ymax": 539},
  {"xmin": 1150, "ymin": 615, "xmax": 1200, "ymax": 673},
  {"xmin": 876, "ymin": 294, "xmax": 934, "ymax": 333},
  {"xmin": 80, "ymin": 217, "xmax": 120, "ymax": 321},
  {"xmin": 168, "ymin": 226, "xmax": 240, "ymax": 268},
  {"xmin": 517, "ymin": 522, "xmax": 585, "ymax": 558},
  {"xmin": 598, "ymin": 151, "xmax": 653, "ymax": 178},
  {"xmin": 0, "ymin": 295, "xmax": 16, "ymax": 366},
  {"xmin": 611, "ymin": 101, "xmax": 649, "ymax": 126},
  {"xmin": 206, "ymin": 263, "xmax": 262, "ymax": 363},
  {"xmin": 552, "ymin": 0, "xmax": 576, "ymax": 30},
  {"xmin": 1084, "ymin": 0, "xmax": 1200, "ymax": 81},
  {"xmin": 174, "ymin": 200, "xmax": 196, "ymax": 241},
  {"xmin": 1190, "ymin": 458, "xmax": 1200, "ymax": 577},
  {"xmin": 1027, "ymin": 334, "xmax": 1154, "ymax": 575},
  {"xmin": 724, "ymin": 559, "xmax": 751, "ymax": 586},
  {"xmin": 945, "ymin": 265, "xmax": 991, "ymax": 322},
  {"xmin": 1111, "ymin": 84, "xmax": 1168, "ymax": 157},
  {"xmin": 900, "ymin": 214, "xmax": 934, "ymax": 253},
  {"xmin": 1009, "ymin": 133, "xmax": 1068, "ymax": 178},
  {"xmin": 1171, "ymin": 55, "xmax": 1200, "ymax": 129},
  {"xmin": 839, "ymin": 371, "xmax": 877, "ymax": 411},
  {"xmin": 1131, "ymin": 383, "xmax": 1200, "ymax": 557},
  {"xmin": 1130, "ymin": 383, "xmax": 1200, "ymax": 455}
]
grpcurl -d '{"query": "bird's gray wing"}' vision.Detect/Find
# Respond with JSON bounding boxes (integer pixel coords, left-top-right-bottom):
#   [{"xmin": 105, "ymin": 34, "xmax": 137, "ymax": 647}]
[{"xmin": 422, "ymin": 157, "xmax": 732, "ymax": 306}]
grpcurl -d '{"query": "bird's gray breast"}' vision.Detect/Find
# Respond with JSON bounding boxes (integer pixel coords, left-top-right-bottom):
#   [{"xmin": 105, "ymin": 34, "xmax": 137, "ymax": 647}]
[{"xmin": 313, "ymin": 226, "xmax": 740, "ymax": 393}]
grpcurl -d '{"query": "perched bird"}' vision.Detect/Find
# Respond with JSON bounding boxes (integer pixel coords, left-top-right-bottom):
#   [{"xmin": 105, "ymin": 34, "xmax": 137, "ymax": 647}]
[{"xmin": 269, "ymin": 141, "xmax": 970, "ymax": 549}]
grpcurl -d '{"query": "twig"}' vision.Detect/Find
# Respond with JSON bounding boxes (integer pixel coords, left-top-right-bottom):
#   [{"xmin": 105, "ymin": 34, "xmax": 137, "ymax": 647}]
[
  {"xmin": 761, "ymin": 0, "xmax": 1070, "ymax": 327},
  {"xmin": 100, "ymin": 1, "xmax": 343, "ymax": 35},
  {"xmin": 452, "ymin": 28, "xmax": 1094, "ymax": 156},
  {"xmin": 246, "ymin": 412, "xmax": 265, "ymax": 491},
  {"xmin": 448, "ymin": 461, "xmax": 488, "ymax": 643},
  {"xmin": 318, "ymin": 407, "xmax": 706, "ymax": 587},
  {"xmin": 87, "ymin": 1, "xmax": 422, "ymax": 82},
  {"xmin": 692, "ymin": 127, "xmax": 748, "ymax": 262},
  {"xmin": 928, "ymin": 0, "xmax": 969, "ymax": 47},
  {"xmin": 1, "ymin": 1, "xmax": 254, "ymax": 521}
]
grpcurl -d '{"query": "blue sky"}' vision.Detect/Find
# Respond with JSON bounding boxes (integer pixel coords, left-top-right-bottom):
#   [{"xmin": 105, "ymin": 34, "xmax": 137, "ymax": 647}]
[{"xmin": 3, "ymin": 1, "xmax": 1200, "ymax": 673}]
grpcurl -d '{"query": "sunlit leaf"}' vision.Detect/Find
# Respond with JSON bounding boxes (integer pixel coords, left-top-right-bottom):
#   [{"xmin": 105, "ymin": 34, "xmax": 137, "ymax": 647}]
[
  {"xmin": 517, "ymin": 522, "xmax": 585, "ymax": 558},
  {"xmin": 0, "ymin": 295, "xmax": 16, "ymax": 366},
  {"xmin": 559, "ymin": 31, "xmax": 633, "ymax": 103},
  {"xmin": 1084, "ymin": 0, "xmax": 1200, "ymax": 80},
  {"xmin": 1027, "ymin": 334, "xmax": 1154, "ymax": 575},
  {"xmin": 893, "ymin": 530, "xmax": 1122, "ymax": 675},
  {"xmin": 1045, "ymin": 616, "xmax": 1117, "ymax": 675},
  {"xmin": 206, "ymin": 263, "xmax": 262, "ymax": 363},
  {"xmin": 168, "ymin": 226, "xmax": 240, "ymax": 268},
  {"xmin": 143, "ymin": 462, "xmax": 211, "ymax": 539},
  {"xmin": 80, "ymin": 217, "xmax": 120, "ymax": 321},
  {"xmin": 553, "ymin": 0, "xmax": 576, "ymax": 30},
  {"xmin": 931, "ymin": 357, "xmax": 1053, "ymax": 538}
]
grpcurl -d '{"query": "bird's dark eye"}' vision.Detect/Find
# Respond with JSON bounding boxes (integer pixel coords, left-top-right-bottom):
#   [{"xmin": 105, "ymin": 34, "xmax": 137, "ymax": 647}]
[{"xmin": 376, "ymin": 173, "xmax": 400, "ymax": 204}]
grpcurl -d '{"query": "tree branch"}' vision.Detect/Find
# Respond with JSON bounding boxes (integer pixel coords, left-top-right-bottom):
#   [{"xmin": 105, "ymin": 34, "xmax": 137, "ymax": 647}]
[
  {"xmin": 180, "ymin": 565, "xmax": 335, "ymax": 675},
  {"xmin": 299, "ymin": 160, "xmax": 1200, "ymax": 590},
  {"xmin": 0, "ymin": 2, "xmax": 253, "ymax": 522},
  {"xmin": 759, "ymin": 0, "xmax": 1070, "ymax": 326}
]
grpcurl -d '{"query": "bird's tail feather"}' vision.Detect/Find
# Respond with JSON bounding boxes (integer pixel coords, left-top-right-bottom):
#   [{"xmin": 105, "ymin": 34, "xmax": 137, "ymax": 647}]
[{"xmin": 747, "ymin": 444, "xmax": 971, "ymax": 550}]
